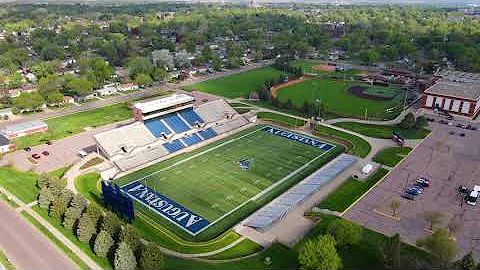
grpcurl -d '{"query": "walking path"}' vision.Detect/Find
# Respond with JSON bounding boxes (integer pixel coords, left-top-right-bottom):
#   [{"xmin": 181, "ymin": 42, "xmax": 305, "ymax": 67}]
[{"xmin": 0, "ymin": 187, "xmax": 101, "ymax": 270}]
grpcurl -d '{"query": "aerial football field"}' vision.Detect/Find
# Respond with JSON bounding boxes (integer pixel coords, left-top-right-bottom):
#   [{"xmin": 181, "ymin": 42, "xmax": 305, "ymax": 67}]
[{"xmin": 117, "ymin": 125, "xmax": 339, "ymax": 237}]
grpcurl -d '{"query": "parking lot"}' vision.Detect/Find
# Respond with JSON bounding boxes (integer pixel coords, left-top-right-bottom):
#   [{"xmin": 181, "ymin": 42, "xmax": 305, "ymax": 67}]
[
  {"xmin": 344, "ymin": 118, "xmax": 480, "ymax": 258},
  {"xmin": 0, "ymin": 119, "xmax": 133, "ymax": 173}
]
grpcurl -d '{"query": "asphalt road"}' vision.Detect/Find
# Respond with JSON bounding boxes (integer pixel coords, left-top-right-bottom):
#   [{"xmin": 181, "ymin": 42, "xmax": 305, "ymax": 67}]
[{"xmin": 0, "ymin": 201, "xmax": 77, "ymax": 270}]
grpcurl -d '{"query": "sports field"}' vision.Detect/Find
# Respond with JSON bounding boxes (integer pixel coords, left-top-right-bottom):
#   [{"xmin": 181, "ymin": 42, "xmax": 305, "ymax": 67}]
[
  {"xmin": 277, "ymin": 78, "xmax": 405, "ymax": 119},
  {"xmin": 117, "ymin": 125, "xmax": 336, "ymax": 235},
  {"xmin": 183, "ymin": 66, "xmax": 285, "ymax": 98}
]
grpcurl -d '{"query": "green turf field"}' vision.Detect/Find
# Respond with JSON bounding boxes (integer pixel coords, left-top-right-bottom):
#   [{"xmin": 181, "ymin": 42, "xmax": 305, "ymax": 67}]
[
  {"xmin": 118, "ymin": 125, "xmax": 334, "ymax": 225},
  {"xmin": 276, "ymin": 78, "xmax": 404, "ymax": 119},
  {"xmin": 183, "ymin": 67, "xmax": 285, "ymax": 98}
]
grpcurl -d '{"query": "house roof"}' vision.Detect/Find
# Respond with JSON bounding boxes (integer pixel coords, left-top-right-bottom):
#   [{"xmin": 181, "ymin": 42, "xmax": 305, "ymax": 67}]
[
  {"xmin": 424, "ymin": 80, "xmax": 480, "ymax": 101},
  {"xmin": 2, "ymin": 120, "xmax": 47, "ymax": 135},
  {"xmin": 0, "ymin": 134, "xmax": 11, "ymax": 146}
]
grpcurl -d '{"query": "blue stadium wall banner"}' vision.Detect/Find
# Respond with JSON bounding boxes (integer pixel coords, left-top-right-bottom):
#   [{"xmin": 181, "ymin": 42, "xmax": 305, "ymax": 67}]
[
  {"xmin": 121, "ymin": 181, "xmax": 210, "ymax": 235},
  {"xmin": 262, "ymin": 126, "xmax": 334, "ymax": 151}
]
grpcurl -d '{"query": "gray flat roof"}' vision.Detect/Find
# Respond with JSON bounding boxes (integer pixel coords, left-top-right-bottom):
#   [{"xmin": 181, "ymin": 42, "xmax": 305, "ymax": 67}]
[
  {"xmin": 424, "ymin": 80, "xmax": 480, "ymax": 100},
  {"xmin": 2, "ymin": 120, "xmax": 47, "ymax": 135}
]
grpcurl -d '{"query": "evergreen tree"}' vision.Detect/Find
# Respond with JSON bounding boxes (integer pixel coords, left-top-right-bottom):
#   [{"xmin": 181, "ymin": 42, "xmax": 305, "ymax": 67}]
[
  {"xmin": 70, "ymin": 194, "xmax": 88, "ymax": 212},
  {"xmin": 85, "ymin": 203, "xmax": 103, "ymax": 228},
  {"xmin": 383, "ymin": 233, "xmax": 401, "ymax": 269},
  {"xmin": 120, "ymin": 224, "xmax": 141, "ymax": 252},
  {"xmin": 455, "ymin": 252, "xmax": 475, "ymax": 270},
  {"xmin": 101, "ymin": 211, "xmax": 122, "ymax": 240},
  {"xmin": 94, "ymin": 230, "xmax": 114, "ymax": 258},
  {"xmin": 38, "ymin": 188, "xmax": 54, "ymax": 209},
  {"xmin": 63, "ymin": 206, "xmax": 82, "ymax": 230},
  {"xmin": 59, "ymin": 189, "xmax": 74, "ymax": 207},
  {"xmin": 77, "ymin": 214, "xmax": 96, "ymax": 243},
  {"xmin": 47, "ymin": 176, "xmax": 64, "ymax": 197},
  {"xmin": 37, "ymin": 173, "xmax": 50, "ymax": 189},
  {"xmin": 114, "ymin": 242, "xmax": 137, "ymax": 270},
  {"xmin": 139, "ymin": 243, "xmax": 164, "ymax": 270},
  {"xmin": 49, "ymin": 196, "xmax": 67, "ymax": 222}
]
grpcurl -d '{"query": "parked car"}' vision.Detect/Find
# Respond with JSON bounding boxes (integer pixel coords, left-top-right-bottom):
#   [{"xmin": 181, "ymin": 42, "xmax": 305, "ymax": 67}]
[
  {"xmin": 45, "ymin": 141, "xmax": 52, "ymax": 145},
  {"xmin": 460, "ymin": 133, "xmax": 466, "ymax": 137},
  {"xmin": 401, "ymin": 193, "xmax": 415, "ymax": 201},
  {"xmin": 78, "ymin": 150, "xmax": 88, "ymax": 158},
  {"xmin": 458, "ymin": 185, "xmax": 469, "ymax": 195},
  {"xmin": 406, "ymin": 187, "xmax": 422, "ymax": 196},
  {"xmin": 466, "ymin": 186, "xmax": 480, "ymax": 206},
  {"xmin": 24, "ymin": 147, "xmax": 32, "ymax": 152},
  {"xmin": 42, "ymin": 151, "xmax": 50, "ymax": 156},
  {"xmin": 426, "ymin": 117, "xmax": 435, "ymax": 122},
  {"xmin": 439, "ymin": 120, "xmax": 449, "ymax": 125},
  {"xmin": 416, "ymin": 178, "xmax": 430, "ymax": 187},
  {"xmin": 31, "ymin": 153, "xmax": 41, "ymax": 159}
]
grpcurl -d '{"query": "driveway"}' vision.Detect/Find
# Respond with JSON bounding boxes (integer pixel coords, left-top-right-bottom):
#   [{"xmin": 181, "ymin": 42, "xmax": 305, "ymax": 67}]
[
  {"xmin": 0, "ymin": 201, "xmax": 77, "ymax": 270},
  {"xmin": 344, "ymin": 119, "xmax": 480, "ymax": 259},
  {"xmin": 0, "ymin": 119, "xmax": 134, "ymax": 173}
]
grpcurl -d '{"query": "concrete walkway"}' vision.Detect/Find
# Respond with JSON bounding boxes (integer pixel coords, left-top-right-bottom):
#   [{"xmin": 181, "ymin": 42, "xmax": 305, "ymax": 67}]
[
  {"xmin": 64, "ymin": 153, "xmax": 105, "ymax": 195},
  {"xmin": 0, "ymin": 187, "xmax": 102, "ymax": 270}
]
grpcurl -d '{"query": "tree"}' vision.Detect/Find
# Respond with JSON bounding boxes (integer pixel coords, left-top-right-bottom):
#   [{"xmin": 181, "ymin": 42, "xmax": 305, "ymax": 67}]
[
  {"xmin": 454, "ymin": 252, "xmax": 475, "ymax": 270},
  {"xmin": 37, "ymin": 173, "xmax": 50, "ymax": 189},
  {"xmin": 400, "ymin": 113, "xmax": 416, "ymax": 130},
  {"xmin": 128, "ymin": 57, "xmax": 153, "ymax": 78},
  {"xmin": 94, "ymin": 230, "xmax": 114, "ymax": 258},
  {"xmin": 47, "ymin": 176, "xmax": 64, "ymax": 197},
  {"xmin": 139, "ymin": 243, "xmax": 164, "ymax": 270},
  {"xmin": 59, "ymin": 189, "xmax": 74, "ymax": 207},
  {"xmin": 389, "ymin": 200, "xmax": 401, "ymax": 217},
  {"xmin": 423, "ymin": 211, "xmax": 444, "ymax": 230},
  {"xmin": 38, "ymin": 188, "xmax": 54, "ymax": 209},
  {"xmin": 383, "ymin": 233, "xmax": 401, "ymax": 269},
  {"xmin": 114, "ymin": 242, "xmax": 137, "ymax": 270},
  {"xmin": 134, "ymin": 73, "xmax": 153, "ymax": 87},
  {"xmin": 359, "ymin": 49, "xmax": 381, "ymax": 65},
  {"xmin": 49, "ymin": 196, "xmax": 67, "ymax": 222},
  {"xmin": 85, "ymin": 203, "xmax": 103, "ymax": 228},
  {"xmin": 12, "ymin": 92, "xmax": 45, "ymax": 112},
  {"xmin": 298, "ymin": 235, "xmax": 342, "ymax": 270},
  {"xmin": 65, "ymin": 78, "xmax": 94, "ymax": 97},
  {"xmin": 447, "ymin": 216, "xmax": 462, "ymax": 237},
  {"xmin": 31, "ymin": 62, "xmax": 55, "ymax": 79},
  {"xmin": 45, "ymin": 91, "xmax": 64, "ymax": 106},
  {"xmin": 174, "ymin": 50, "xmax": 191, "ymax": 69},
  {"xmin": 152, "ymin": 49, "xmax": 174, "ymax": 70},
  {"xmin": 101, "ymin": 211, "xmax": 122, "ymax": 240},
  {"xmin": 120, "ymin": 224, "xmax": 141, "ymax": 252},
  {"xmin": 327, "ymin": 219, "xmax": 362, "ymax": 247},
  {"xmin": 77, "ymin": 214, "xmax": 96, "ymax": 243},
  {"xmin": 416, "ymin": 228, "xmax": 456, "ymax": 263},
  {"xmin": 63, "ymin": 194, "xmax": 88, "ymax": 229},
  {"xmin": 211, "ymin": 55, "xmax": 222, "ymax": 71}
]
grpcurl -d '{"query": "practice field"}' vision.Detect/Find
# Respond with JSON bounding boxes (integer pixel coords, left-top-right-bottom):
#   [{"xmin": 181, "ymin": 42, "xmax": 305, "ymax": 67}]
[
  {"xmin": 117, "ymin": 125, "xmax": 337, "ymax": 236},
  {"xmin": 183, "ymin": 66, "xmax": 285, "ymax": 98},
  {"xmin": 277, "ymin": 78, "xmax": 405, "ymax": 120}
]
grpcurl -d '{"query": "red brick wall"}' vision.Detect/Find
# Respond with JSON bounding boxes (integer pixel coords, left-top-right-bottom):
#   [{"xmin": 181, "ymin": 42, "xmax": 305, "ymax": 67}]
[{"xmin": 132, "ymin": 108, "xmax": 143, "ymax": 122}]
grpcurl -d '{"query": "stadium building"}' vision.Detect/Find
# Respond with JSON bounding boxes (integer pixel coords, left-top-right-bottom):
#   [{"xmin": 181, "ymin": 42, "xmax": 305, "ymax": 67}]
[
  {"xmin": 422, "ymin": 71, "xmax": 480, "ymax": 118},
  {"xmin": 94, "ymin": 93, "xmax": 249, "ymax": 177}
]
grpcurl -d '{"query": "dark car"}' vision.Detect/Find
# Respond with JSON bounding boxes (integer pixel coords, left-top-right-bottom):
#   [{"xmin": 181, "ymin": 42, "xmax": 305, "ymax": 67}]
[
  {"xmin": 42, "ymin": 151, "xmax": 50, "ymax": 156},
  {"xmin": 31, "ymin": 153, "xmax": 41, "ymax": 159},
  {"xmin": 24, "ymin": 147, "xmax": 32, "ymax": 152},
  {"xmin": 426, "ymin": 117, "xmax": 435, "ymax": 122},
  {"xmin": 416, "ymin": 178, "xmax": 430, "ymax": 187},
  {"xmin": 446, "ymin": 115, "xmax": 454, "ymax": 120},
  {"xmin": 459, "ymin": 186, "xmax": 469, "ymax": 194},
  {"xmin": 456, "ymin": 124, "xmax": 465, "ymax": 128},
  {"xmin": 406, "ymin": 186, "xmax": 423, "ymax": 195},
  {"xmin": 460, "ymin": 133, "xmax": 466, "ymax": 137},
  {"xmin": 46, "ymin": 141, "xmax": 52, "ymax": 145},
  {"xmin": 439, "ymin": 120, "xmax": 449, "ymax": 125},
  {"xmin": 449, "ymin": 131, "xmax": 455, "ymax": 135},
  {"xmin": 401, "ymin": 193, "xmax": 415, "ymax": 201}
]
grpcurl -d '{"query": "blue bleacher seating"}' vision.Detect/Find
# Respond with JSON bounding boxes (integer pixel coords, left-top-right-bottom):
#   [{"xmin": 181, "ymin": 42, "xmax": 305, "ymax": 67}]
[
  {"xmin": 180, "ymin": 109, "xmax": 204, "ymax": 126},
  {"xmin": 144, "ymin": 118, "xmax": 172, "ymax": 137},
  {"xmin": 163, "ymin": 114, "xmax": 190, "ymax": 133},
  {"xmin": 163, "ymin": 139, "xmax": 185, "ymax": 153},
  {"xmin": 199, "ymin": 128, "xmax": 217, "ymax": 140},
  {"xmin": 182, "ymin": 133, "xmax": 203, "ymax": 146}
]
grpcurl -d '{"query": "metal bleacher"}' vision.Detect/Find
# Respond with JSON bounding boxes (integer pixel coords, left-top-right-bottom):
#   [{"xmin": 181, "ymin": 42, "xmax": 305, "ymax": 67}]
[
  {"xmin": 198, "ymin": 128, "xmax": 217, "ymax": 140},
  {"xmin": 163, "ymin": 139, "xmax": 185, "ymax": 153},
  {"xmin": 144, "ymin": 118, "xmax": 172, "ymax": 137},
  {"xmin": 182, "ymin": 133, "xmax": 203, "ymax": 146},
  {"xmin": 163, "ymin": 114, "xmax": 190, "ymax": 133},
  {"xmin": 180, "ymin": 109, "xmax": 204, "ymax": 126}
]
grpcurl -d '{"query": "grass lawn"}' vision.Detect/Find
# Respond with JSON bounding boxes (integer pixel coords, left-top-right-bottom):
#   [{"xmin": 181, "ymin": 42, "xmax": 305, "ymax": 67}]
[
  {"xmin": 0, "ymin": 248, "xmax": 14, "ymax": 270},
  {"xmin": 74, "ymin": 172, "xmax": 101, "ymax": 205},
  {"xmin": 206, "ymin": 239, "xmax": 263, "ymax": 260},
  {"xmin": 373, "ymin": 147, "xmax": 412, "ymax": 167},
  {"xmin": 317, "ymin": 168, "xmax": 389, "ymax": 212},
  {"xmin": 334, "ymin": 122, "xmax": 431, "ymax": 139},
  {"xmin": 0, "ymin": 167, "xmax": 39, "ymax": 203},
  {"xmin": 314, "ymin": 125, "xmax": 371, "ymax": 158},
  {"xmin": 13, "ymin": 103, "xmax": 132, "ymax": 149},
  {"xmin": 183, "ymin": 66, "xmax": 285, "ymax": 98},
  {"xmin": 297, "ymin": 215, "xmax": 435, "ymax": 269},
  {"xmin": 257, "ymin": 112, "xmax": 306, "ymax": 127},
  {"xmin": 20, "ymin": 211, "xmax": 88, "ymax": 269},
  {"xmin": 277, "ymin": 78, "xmax": 403, "ymax": 120}
]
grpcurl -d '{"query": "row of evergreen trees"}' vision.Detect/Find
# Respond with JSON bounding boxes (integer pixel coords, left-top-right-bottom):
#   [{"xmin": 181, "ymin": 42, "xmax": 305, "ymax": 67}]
[{"xmin": 37, "ymin": 174, "xmax": 163, "ymax": 270}]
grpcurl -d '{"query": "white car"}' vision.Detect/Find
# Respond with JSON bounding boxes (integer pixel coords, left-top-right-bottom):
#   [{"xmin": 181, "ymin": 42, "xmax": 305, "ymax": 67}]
[{"xmin": 466, "ymin": 185, "xmax": 480, "ymax": 206}]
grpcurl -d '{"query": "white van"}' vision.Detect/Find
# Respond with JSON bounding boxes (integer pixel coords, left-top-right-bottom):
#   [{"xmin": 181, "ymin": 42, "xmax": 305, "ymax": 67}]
[
  {"xmin": 466, "ymin": 185, "xmax": 480, "ymax": 206},
  {"xmin": 78, "ymin": 150, "xmax": 88, "ymax": 158}
]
